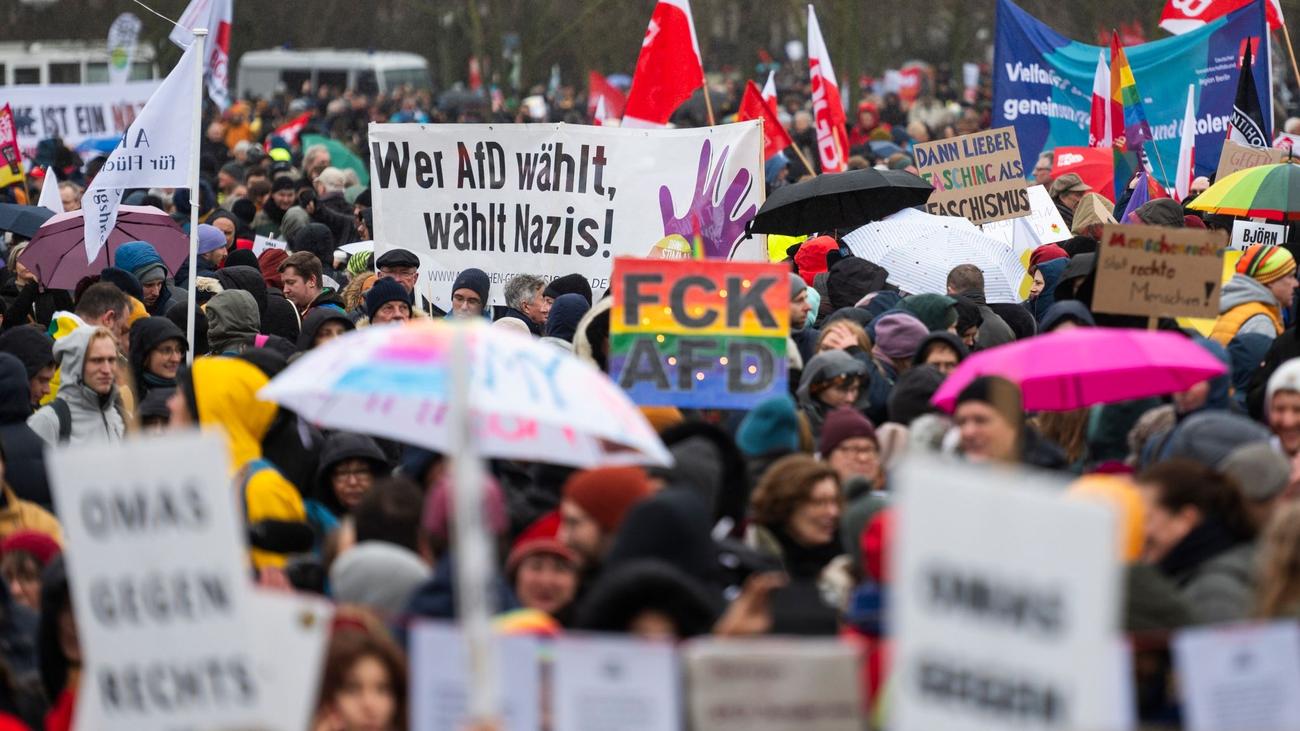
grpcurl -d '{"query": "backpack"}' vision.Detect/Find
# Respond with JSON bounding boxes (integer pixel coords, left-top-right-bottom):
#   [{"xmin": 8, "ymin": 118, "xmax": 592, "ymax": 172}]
[{"xmin": 50, "ymin": 397, "xmax": 128, "ymax": 444}]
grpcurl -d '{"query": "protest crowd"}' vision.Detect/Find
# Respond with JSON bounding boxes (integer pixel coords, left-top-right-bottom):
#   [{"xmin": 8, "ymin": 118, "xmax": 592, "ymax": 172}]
[{"xmin": 7, "ymin": 0, "xmax": 1300, "ymax": 729}]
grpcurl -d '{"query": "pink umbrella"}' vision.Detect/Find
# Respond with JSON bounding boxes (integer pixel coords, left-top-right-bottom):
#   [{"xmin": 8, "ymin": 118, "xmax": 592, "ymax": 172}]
[
  {"xmin": 930, "ymin": 327, "xmax": 1229, "ymax": 413},
  {"xmin": 19, "ymin": 205, "xmax": 188, "ymax": 290}
]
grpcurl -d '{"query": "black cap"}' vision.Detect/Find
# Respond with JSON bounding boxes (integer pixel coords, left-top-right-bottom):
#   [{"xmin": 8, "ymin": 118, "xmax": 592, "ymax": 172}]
[{"xmin": 376, "ymin": 248, "xmax": 420, "ymax": 269}]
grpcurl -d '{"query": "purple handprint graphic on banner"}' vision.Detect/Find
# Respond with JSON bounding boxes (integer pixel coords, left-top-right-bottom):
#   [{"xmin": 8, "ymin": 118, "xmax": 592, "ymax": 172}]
[{"xmin": 659, "ymin": 140, "xmax": 755, "ymax": 259}]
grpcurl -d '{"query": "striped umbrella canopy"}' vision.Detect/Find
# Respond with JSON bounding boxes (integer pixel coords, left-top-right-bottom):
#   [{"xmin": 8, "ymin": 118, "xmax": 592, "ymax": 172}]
[{"xmin": 1188, "ymin": 162, "xmax": 1300, "ymax": 221}]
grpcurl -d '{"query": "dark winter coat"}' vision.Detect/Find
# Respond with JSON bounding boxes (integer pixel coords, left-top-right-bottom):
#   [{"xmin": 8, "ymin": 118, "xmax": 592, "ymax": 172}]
[{"xmin": 0, "ymin": 354, "xmax": 49, "ymax": 509}]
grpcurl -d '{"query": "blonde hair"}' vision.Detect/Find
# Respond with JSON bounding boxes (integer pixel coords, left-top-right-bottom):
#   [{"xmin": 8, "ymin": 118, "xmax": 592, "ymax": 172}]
[
  {"xmin": 1255, "ymin": 501, "xmax": 1300, "ymax": 618},
  {"xmin": 816, "ymin": 319, "xmax": 872, "ymax": 353},
  {"xmin": 1032, "ymin": 408, "xmax": 1089, "ymax": 464}
]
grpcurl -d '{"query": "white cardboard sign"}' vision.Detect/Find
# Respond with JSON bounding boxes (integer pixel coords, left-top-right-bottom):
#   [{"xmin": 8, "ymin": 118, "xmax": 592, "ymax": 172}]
[
  {"xmin": 890, "ymin": 456, "xmax": 1122, "ymax": 731},
  {"xmin": 551, "ymin": 634, "xmax": 679, "ymax": 731},
  {"xmin": 1173, "ymin": 621, "xmax": 1300, "ymax": 731},
  {"xmin": 408, "ymin": 620, "xmax": 541, "ymax": 731},
  {"xmin": 980, "ymin": 184, "xmax": 1072, "ymax": 254},
  {"xmin": 1230, "ymin": 219, "xmax": 1286, "ymax": 251}
]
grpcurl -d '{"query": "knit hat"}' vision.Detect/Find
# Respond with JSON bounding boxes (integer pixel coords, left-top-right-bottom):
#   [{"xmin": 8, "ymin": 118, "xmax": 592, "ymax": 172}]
[
  {"xmin": 364, "ymin": 277, "xmax": 413, "ymax": 321},
  {"xmin": 544, "ymin": 293, "xmax": 590, "ymax": 342},
  {"xmin": 1237, "ymin": 244, "xmax": 1297, "ymax": 285},
  {"xmin": 818, "ymin": 406, "xmax": 878, "ymax": 456},
  {"xmin": 1219, "ymin": 442, "xmax": 1291, "ymax": 502},
  {"xmin": 954, "ymin": 376, "xmax": 1024, "ymax": 429},
  {"xmin": 451, "ymin": 267, "xmax": 491, "ymax": 303},
  {"xmin": 505, "ymin": 511, "xmax": 578, "ymax": 578},
  {"xmin": 887, "ymin": 365, "xmax": 945, "ymax": 426},
  {"xmin": 99, "ymin": 267, "xmax": 143, "ymax": 302},
  {"xmin": 0, "ymin": 529, "xmax": 60, "ymax": 566},
  {"xmin": 196, "ymin": 223, "xmax": 227, "ymax": 255},
  {"xmin": 1267, "ymin": 358, "xmax": 1300, "ymax": 406},
  {"xmin": 871, "ymin": 312, "xmax": 928, "ymax": 360},
  {"xmin": 543, "ymin": 273, "xmax": 593, "ymax": 305},
  {"xmin": 900, "ymin": 294, "xmax": 957, "ymax": 332},
  {"xmin": 421, "ymin": 475, "xmax": 509, "ymax": 541},
  {"xmin": 735, "ymin": 394, "xmax": 800, "ymax": 457},
  {"xmin": 113, "ymin": 240, "xmax": 167, "ymax": 283},
  {"xmin": 259, "ymin": 248, "xmax": 288, "ymax": 289},
  {"xmin": 329, "ymin": 542, "xmax": 430, "ymax": 618},
  {"xmin": 225, "ymin": 249, "xmax": 259, "ymax": 271},
  {"xmin": 1029, "ymin": 244, "xmax": 1069, "ymax": 271},
  {"xmin": 1162, "ymin": 411, "xmax": 1271, "ymax": 468},
  {"xmin": 788, "ymin": 273, "xmax": 806, "ymax": 301},
  {"xmin": 561, "ymin": 467, "xmax": 652, "ymax": 534},
  {"xmin": 0, "ymin": 326, "xmax": 54, "ymax": 378},
  {"xmin": 1069, "ymin": 193, "xmax": 1116, "ymax": 234}
]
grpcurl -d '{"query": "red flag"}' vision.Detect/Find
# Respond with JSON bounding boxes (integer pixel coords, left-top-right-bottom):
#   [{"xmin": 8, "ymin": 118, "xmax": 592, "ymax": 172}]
[
  {"xmin": 587, "ymin": 71, "xmax": 626, "ymax": 121},
  {"xmin": 738, "ymin": 80, "xmax": 793, "ymax": 160},
  {"xmin": 808, "ymin": 5, "xmax": 848, "ymax": 173},
  {"xmin": 623, "ymin": 0, "xmax": 705, "ymax": 128},
  {"xmin": 264, "ymin": 112, "xmax": 312, "ymax": 152},
  {"xmin": 1160, "ymin": 0, "xmax": 1282, "ymax": 33},
  {"xmin": 0, "ymin": 105, "xmax": 23, "ymax": 188},
  {"xmin": 468, "ymin": 57, "xmax": 482, "ymax": 92}
]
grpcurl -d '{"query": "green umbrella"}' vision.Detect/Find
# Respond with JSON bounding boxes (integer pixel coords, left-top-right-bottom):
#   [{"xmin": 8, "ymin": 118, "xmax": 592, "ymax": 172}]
[{"xmin": 300, "ymin": 134, "xmax": 369, "ymax": 187}]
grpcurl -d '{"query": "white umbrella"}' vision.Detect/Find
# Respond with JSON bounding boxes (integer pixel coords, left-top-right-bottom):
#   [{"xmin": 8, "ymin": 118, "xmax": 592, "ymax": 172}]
[
  {"xmin": 258, "ymin": 318, "xmax": 672, "ymax": 468},
  {"xmin": 843, "ymin": 208, "xmax": 1028, "ymax": 303}
]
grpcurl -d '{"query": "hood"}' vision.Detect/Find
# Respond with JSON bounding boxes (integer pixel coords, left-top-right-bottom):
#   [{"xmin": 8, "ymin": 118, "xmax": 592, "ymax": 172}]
[
  {"xmin": 215, "ymin": 265, "xmax": 269, "ymax": 317},
  {"xmin": 794, "ymin": 236, "xmax": 838, "ymax": 285},
  {"xmin": 297, "ymin": 307, "xmax": 355, "ymax": 351},
  {"xmin": 279, "ymin": 207, "xmax": 311, "ymax": 243},
  {"xmin": 329, "ymin": 541, "xmax": 430, "ymax": 618},
  {"xmin": 192, "ymin": 357, "xmax": 278, "ymax": 469},
  {"xmin": 827, "ymin": 257, "xmax": 890, "ymax": 311},
  {"xmin": 989, "ymin": 302, "xmax": 1037, "ymax": 341},
  {"xmin": 573, "ymin": 296, "xmax": 613, "ymax": 369},
  {"xmin": 205, "ymin": 289, "xmax": 261, "ymax": 353},
  {"xmin": 0, "ymin": 326, "xmax": 54, "ymax": 381},
  {"xmin": 0, "ymin": 353, "xmax": 31, "ymax": 423},
  {"xmin": 604, "ymin": 489, "xmax": 720, "ymax": 588},
  {"xmin": 796, "ymin": 349, "xmax": 869, "ymax": 408},
  {"xmin": 1039, "ymin": 301, "xmax": 1096, "ymax": 332},
  {"xmin": 128, "ymin": 316, "xmax": 187, "ymax": 386},
  {"xmin": 290, "ymin": 222, "xmax": 335, "ymax": 262},
  {"xmin": 654, "ymin": 421, "xmax": 750, "ymax": 532},
  {"xmin": 314, "ymin": 432, "xmax": 390, "ymax": 511},
  {"xmin": 544, "ymin": 293, "xmax": 590, "ymax": 342},
  {"xmin": 52, "ymin": 325, "xmax": 100, "ymax": 393},
  {"xmin": 1219, "ymin": 273, "xmax": 1279, "ymax": 313},
  {"xmin": 1028, "ymin": 257, "xmax": 1069, "ymax": 321},
  {"xmin": 915, "ymin": 331, "xmax": 968, "ymax": 363}
]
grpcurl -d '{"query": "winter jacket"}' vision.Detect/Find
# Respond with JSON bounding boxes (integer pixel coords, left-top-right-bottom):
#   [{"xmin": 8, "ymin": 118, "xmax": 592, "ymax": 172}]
[
  {"xmin": 297, "ymin": 308, "xmax": 355, "ymax": 351},
  {"xmin": 824, "ymin": 258, "xmax": 890, "ymax": 316},
  {"xmin": 0, "ymin": 354, "xmax": 49, "ymax": 509},
  {"xmin": 1247, "ymin": 325, "xmax": 1300, "ymax": 419},
  {"xmin": 263, "ymin": 287, "xmax": 301, "ymax": 341},
  {"xmin": 1211, "ymin": 274, "xmax": 1284, "ymax": 346},
  {"xmin": 206, "ymin": 289, "xmax": 262, "ymax": 355},
  {"xmin": 954, "ymin": 290, "xmax": 1015, "ymax": 349},
  {"xmin": 127, "ymin": 317, "xmax": 185, "ymax": 403},
  {"xmin": 173, "ymin": 255, "xmax": 218, "ymax": 291},
  {"xmin": 191, "ymin": 357, "xmax": 306, "ymax": 569},
  {"xmin": 313, "ymin": 433, "xmax": 389, "ymax": 518},
  {"xmin": 497, "ymin": 306, "xmax": 542, "ymax": 336},
  {"xmin": 1157, "ymin": 519, "xmax": 1255, "ymax": 625},
  {"xmin": 1025, "ymin": 258, "xmax": 1069, "ymax": 322},
  {"xmin": 1, "ymin": 281, "xmax": 71, "ymax": 332},
  {"xmin": 27, "ymin": 327, "xmax": 124, "ymax": 446},
  {"xmin": 215, "ymin": 265, "xmax": 270, "ymax": 325},
  {"xmin": 312, "ymin": 191, "xmax": 357, "ymax": 247},
  {"xmin": 0, "ymin": 483, "xmax": 61, "ymax": 545}
]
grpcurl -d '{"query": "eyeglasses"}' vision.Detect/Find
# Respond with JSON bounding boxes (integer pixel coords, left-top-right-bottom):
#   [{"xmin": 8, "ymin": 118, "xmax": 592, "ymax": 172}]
[
  {"xmin": 333, "ymin": 466, "xmax": 373, "ymax": 480},
  {"xmin": 835, "ymin": 443, "xmax": 879, "ymax": 458},
  {"xmin": 380, "ymin": 267, "xmax": 418, "ymax": 279},
  {"xmin": 452, "ymin": 293, "xmax": 482, "ymax": 307}
]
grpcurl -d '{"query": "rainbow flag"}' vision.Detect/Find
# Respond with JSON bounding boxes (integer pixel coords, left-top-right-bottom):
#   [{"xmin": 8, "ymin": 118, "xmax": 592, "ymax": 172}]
[{"xmin": 1109, "ymin": 32, "xmax": 1153, "ymax": 199}]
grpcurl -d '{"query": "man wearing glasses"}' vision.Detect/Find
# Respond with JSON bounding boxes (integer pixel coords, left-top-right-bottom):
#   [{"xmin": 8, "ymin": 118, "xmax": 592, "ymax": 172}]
[{"xmin": 448, "ymin": 268, "xmax": 491, "ymax": 319}]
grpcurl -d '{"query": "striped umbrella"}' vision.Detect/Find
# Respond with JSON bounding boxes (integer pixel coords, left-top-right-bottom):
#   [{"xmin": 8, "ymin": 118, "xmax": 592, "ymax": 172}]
[{"xmin": 1188, "ymin": 162, "xmax": 1300, "ymax": 221}]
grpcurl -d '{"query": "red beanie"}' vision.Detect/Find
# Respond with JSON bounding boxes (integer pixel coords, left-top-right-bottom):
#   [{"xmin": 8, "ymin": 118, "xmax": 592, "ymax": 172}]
[
  {"xmin": 0, "ymin": 529, "xmax": 61, "ymax": 566},
  {"xmin": 1029, "ymin": 243, "xmax": 1068, "ymax": 271},
  {"xmin": 505, "ymin": 511, "xmax": 577, "ymax": 577},
  {"xmin": 562, "ymin": 467, "xmax": 652, "ymax": 534}
]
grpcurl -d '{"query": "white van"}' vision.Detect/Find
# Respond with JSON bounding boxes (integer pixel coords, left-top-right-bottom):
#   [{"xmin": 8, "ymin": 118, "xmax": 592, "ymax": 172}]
[
  {"xmin": 0, "ymin": 40, "xmax": 158, "ymax": 85},
  {"xmin": 237, "ymin": 49, "xmax": 431, "ymax": 98}
]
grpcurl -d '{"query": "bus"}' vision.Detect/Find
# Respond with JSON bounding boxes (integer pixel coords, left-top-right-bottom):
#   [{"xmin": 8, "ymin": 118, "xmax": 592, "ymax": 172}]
[
  {"xmin": 0, "ymin": 40, "xmax": 158, "ymax": 86},
  {"xmin": 237, "ymin": 48, "xmax": 431, "ymax": 99}
]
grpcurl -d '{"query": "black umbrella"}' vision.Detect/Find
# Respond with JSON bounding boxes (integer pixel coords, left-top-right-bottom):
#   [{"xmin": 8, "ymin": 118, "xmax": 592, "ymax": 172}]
[
  {"xmin": 0, "ymin": 203, "xmax": 55, "ymax": 239},
  {"xmin": 748, "ymin": 168, "xmax": 934, "ymax": 235}
]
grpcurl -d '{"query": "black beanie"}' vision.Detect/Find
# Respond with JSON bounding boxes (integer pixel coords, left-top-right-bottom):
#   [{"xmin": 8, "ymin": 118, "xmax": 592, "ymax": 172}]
[
  {"xmin": 0, "ymin": 326, "xmax": 55, "ymax": 379},
  {"xmin": 954, "ymin": 376, "xmax": 1024, "ymax": 430},
  {"xmin": 887, "ymin": 365, "xmax": 946, "ymax": 426},
  {"xmin": 99, "ymin": 267, "xmax": 144, "ymax": 302},
  {"xmin": 365, "ymin": 277, "xmax": 413, "ymax": 321},
  {"xmin": 543, "ymin": 273, "xmax": 593, "ymax": 305},
  {"xmin": 451, "ymin": 268, "xmax": 490, "ymax": 303}
]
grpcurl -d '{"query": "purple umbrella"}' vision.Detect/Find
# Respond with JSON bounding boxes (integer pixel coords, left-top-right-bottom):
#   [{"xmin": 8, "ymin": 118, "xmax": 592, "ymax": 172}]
[{"xmin": 19, "ymin": 205, "xmax": 189, "ymax": 290}]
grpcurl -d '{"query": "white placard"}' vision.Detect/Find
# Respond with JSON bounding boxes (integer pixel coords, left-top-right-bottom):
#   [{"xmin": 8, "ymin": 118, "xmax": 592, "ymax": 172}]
[
  {"xmin": 369, "ymin": 121, "xmax": 766, "ymax": 309},
  {"xmin": 684, "ymin": 638, "xmax": 862, "ymax": 731},
  {"xmin": 890, "ymin": 456, "xmax": 1122, "ymax": 731},
  {"xmin": 48, "ymin": 432, "xmax": 260, "ymax": 731},
  {"xmin": 1173, "ymin": 621, "xmax": 1300, "ymax": 731},
  {"xmin": 551, "ymin": 634, "xmax": 679, "ymax": 731},
  {"xmin": 253, "ymin": 234, "xmax": 288, "ymax": 257},
  {"xmin": 0, "ymin": 81, "xmax": 159, "ymax": 161},
  {"xmin": 246, "ymin": 590, "xmax": 335, "ymax": 731},
  {"xmin": 1230, "ymin": 219, "xmax": 1286, "ymax": 251},
  {"xmin": 409, "ymin": 620, "xmax": 541, "ymax": 731},
  {"xmin": 980, "ymin": 184, "xmax": 1071, "ymax": 254}
]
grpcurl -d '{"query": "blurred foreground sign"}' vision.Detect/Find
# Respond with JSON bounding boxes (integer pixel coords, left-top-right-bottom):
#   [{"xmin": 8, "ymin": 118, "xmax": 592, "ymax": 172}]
[
  {"xmin": 1174, "ymin": 621, "xmax": 1300, "ymax": 731},
  {"xmin": 1093, "ymin": 223, "xmax": 1227, "ymax": 320},
  {"xmin": 610, "ymin": 257, "xmax": 789, "ymax": 409},
  {"xmin": 684, "ymin": 638, "xmax": 863, "ymax": 731},
  {"xmin": 891, "ymin": 457, "xmax": 1122, "ymax": 731}
]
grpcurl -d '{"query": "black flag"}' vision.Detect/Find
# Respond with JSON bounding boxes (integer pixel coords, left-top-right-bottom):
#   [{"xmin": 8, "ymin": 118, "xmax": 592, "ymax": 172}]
[{"xmin": 1229, "ymin": 40, "xmax": 1270, "ymax": 148}]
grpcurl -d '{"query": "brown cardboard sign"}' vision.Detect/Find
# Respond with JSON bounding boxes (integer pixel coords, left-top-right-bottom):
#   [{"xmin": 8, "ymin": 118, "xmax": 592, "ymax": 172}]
[
  {"xmin": 1216, "ymin": 140, "xmax": 1286, "ymax": 179},
  {"xmin": 1093, "ymin": 224, "xmax": 1227, "ymax": 319},
  {"xmin": 913, "ymin": 127, "xmax": 1031, "ymax": 225}
]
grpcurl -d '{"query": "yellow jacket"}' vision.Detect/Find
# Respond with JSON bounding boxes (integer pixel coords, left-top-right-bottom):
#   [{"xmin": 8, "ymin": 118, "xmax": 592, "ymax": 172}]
[
  {"xmin": 0, "ymin": 483, "xmax": 62, "ymax": 544},
  {"xmin": 192, "ymin": 357, "xmax": 305, "ymax": 569}
]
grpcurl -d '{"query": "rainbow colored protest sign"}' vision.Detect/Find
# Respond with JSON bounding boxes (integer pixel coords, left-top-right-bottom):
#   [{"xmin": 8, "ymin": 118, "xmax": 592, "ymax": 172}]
[{"xmin": 610, "ymin": 258, "xmax": 789, "ymax": 409}]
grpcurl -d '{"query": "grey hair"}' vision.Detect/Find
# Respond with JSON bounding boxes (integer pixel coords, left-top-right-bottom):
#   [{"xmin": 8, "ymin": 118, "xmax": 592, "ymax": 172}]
[{"xmin": 504, "ymin": 274, "xmax": 545, "ymax": 310}]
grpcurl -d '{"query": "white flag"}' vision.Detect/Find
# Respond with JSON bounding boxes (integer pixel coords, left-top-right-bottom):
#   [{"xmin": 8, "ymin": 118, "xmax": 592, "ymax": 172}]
[
  {"xmin": 761, "ymin": 69, "xmax": 778, "ymax": 104},
  {"xmin": 169, "ymin": 0, "xmax": 232, "ymax": 109},
  {"xmin": 106, "ymin": 13, "xmax": 142, "ymax": 87},
  {"xmin": 38, "ymin": 167, "xmax": 60, "ymax": 214},
  {"xmin": 1175, "ymin": 84, "xmax": 1197, "ymax": 202},
  {"xmin": 807, "ymin": 5, "xmax": 847, "ymax": 173},
  {"xmin": 82, "ymin": 41, "xmax": 201, "ymax": 263}
]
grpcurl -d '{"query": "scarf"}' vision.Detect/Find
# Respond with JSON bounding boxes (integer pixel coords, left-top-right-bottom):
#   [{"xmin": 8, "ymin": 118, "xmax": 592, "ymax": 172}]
[
  {"xmin": 1156, "ymin": 518, "xmax": 1243, "ymax": 585},
  {"xmin": 769, "ymin": 524, "xmax": 842, "ymax": 580}
]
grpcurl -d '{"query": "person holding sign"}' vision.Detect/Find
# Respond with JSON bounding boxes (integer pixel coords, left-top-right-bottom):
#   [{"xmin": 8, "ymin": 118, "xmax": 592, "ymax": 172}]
[{"xmin": 1210, "ymin": 244, "xmax": 1297, "ymax": 348}]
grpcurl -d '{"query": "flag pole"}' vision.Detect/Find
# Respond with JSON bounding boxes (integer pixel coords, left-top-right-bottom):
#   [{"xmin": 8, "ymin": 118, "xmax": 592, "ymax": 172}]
[
  {"xmin": 185, "ymin": 28, "xmax": 206, "ymax": 364},
  {"xmin": 1280, "ymin": 23, "xmax": 1300, "ymax": 106},
  {"xmin": 702, "ymin": 78, "xmax": 716, "ymax": 126}
]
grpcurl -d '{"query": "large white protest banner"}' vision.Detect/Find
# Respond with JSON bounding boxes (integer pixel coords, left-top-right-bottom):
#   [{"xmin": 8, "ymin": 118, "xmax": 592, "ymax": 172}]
[
  {"xmin": 890, "ymin": 457, "xmax": 1123, "ymax": 731},
  {"xmin": 83, "ymin": 40, "xmax": 201, "ymax": 261},
  {"xmin": 369, "ymin": 120, "xmax": 766, "ymax": 309},
  {"xmin": 48, "ymin": 432, "xmax": 261, "ymax": 731},
  {"xmin": 409, "ymin": 620, "xmax": 541, "ymax": 731},
  {"xmin": 1174, "ymin": 621, "xmax": 1300, "ymax": 731},
  {"xmin": 0, "ymin": 81, "xmax": 159, "ymax": 161},
  {"xmin": 684, "ymin": 638, "xmax": 863, "ymax": 731}
]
